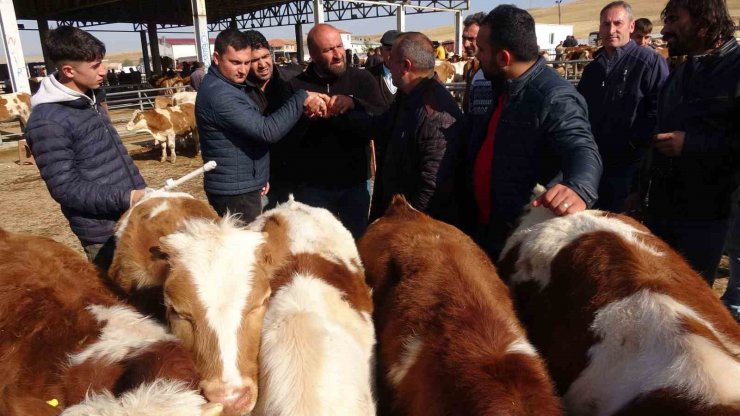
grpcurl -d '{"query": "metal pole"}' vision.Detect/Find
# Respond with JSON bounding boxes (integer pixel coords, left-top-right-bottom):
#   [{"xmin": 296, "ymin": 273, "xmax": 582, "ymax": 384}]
[
  {"xmin": 191, "ymin": 0, "xmax": 211, "ymax": 68},
  {"xmin": 140, "ymin": 30, "xmax": 152, "ymax": 79},
  {"xmin": 0, "ymin": 0, "xmax": 31, "ymax": 93},
  {"xmin": 557, "ymin": 0, "xmax": 562, "ymax": 25},
  {"xmin": 396, "ymin": 4, "xmax": 405, "ymax": 32},
  {"xmin": 37, "ymin": 20, "xmax": 55, "ymax": 75},
  {"xmin": 313, "ymin": 0, "xmax": 325, "ymax": 24},
  {"xmin": 295, "ymin": 22, "xmax": 305, "ymax": 63},
  {"xmin": 454, "ymin": 11, "xmax": 463, "ymax": 56},
  {"xmin": 148, "ymin": 22, "xmax": 163, "ymax": 76}
]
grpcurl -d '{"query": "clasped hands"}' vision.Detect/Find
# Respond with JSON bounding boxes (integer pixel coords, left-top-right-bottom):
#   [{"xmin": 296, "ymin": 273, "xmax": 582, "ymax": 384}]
[{"xmin": 303, "ymin": 92, "xmax": 354, "ymax": 119}]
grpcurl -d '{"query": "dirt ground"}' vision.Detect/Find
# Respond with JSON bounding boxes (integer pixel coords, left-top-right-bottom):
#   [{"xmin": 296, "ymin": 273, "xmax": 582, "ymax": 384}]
[{"xmin": 0, "ymin": 110, "xmax": 730, "ymax": 296}]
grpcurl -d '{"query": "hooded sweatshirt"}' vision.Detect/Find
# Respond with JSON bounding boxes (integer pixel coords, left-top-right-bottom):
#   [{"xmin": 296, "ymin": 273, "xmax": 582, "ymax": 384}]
[{"xmin": 25, "ymin": 74, "xmax": 145, "ymax": 245}]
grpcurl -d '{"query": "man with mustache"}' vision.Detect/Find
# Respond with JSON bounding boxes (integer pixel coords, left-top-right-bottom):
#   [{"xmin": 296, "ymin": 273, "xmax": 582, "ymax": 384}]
[
  {"xmin": 466, "ymin": 5, "xmax": 602, "ymax": 262},
  {"xmin": 639, "ymin": 0, "xmax": 740, "ymax": 289},
  {"xmin": 460, "ymin": 12, "xmax": 491, "ymax": 115},
  {"xmin": 289, "ymin": 24, "xmax": 385, "ymax": 239},
  {"xmin": 577, "ymin": 1, "xmax": 668, "ymax": 213}
]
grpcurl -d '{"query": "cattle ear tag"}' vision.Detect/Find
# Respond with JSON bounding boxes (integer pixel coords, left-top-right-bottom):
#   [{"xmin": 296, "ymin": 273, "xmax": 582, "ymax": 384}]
[{"xmin": 46, "ymin": 398, "xmax": 59, "ymax": 407}]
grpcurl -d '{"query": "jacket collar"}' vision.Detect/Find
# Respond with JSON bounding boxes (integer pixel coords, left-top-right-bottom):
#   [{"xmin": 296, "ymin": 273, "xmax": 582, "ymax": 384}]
[
  {"xmin": 398, "ymin": 75, "xmax": 436, "ymax": 109},
  {"xmin": 304, "ymin": 62, "xmax": 345, "ymax": 84},
  {"xmin": 31, "ymin": 73, "xmax": 96, "ymax": 108},
  {"xmin": 594, "ymin": 40, "xmax": 637, "ymax": 61},
  {"xmin": 693, "ymin": 38, "xmax": 738, "ymax": 63},
  {"xmin": 501, "ymin": 56, "xmax": 546, "ymax": 97}
]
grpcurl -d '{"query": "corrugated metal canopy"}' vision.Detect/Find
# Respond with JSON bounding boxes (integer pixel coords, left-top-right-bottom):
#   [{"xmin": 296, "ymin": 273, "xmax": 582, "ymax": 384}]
[{"xmin": 16, "ymin": 0, "xmax": 294, "ymax": 26}]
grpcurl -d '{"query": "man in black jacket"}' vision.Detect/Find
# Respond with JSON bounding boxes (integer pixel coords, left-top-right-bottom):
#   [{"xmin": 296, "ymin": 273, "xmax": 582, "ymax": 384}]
[
  {"xmin": 366, "ymin": 30, "xmax": 401, "ymax": 109},
  {"xmin": 640, "ymin": 0, "xmax": 740, "ymax": 285},
  {"xmin": 468, "ymin": 5, "xmax": 602, "ymax": 261},
  {"xmin": 25, "ymin": 26, "xmax": 147, "ymax": 270},
  {"xmin": 577, "ymin": 1, "xmax": 668, "ymax": 212},
  {"xmin": 366, "ymin": 32, "xmax": 463, "ymax": 224},
  {"xmin": 289, "ymin": 24, "xmax": 385, "ymax": 239},
  {"xmin": 196, "ymin": 29, "xmax": 326, "ymax": 223}
]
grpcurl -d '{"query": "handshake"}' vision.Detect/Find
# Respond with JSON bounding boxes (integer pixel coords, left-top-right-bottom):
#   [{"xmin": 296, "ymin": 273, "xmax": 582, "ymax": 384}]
[{"xmin": 303, "ymin": 92, "xmax": 355, "ymax": 119}]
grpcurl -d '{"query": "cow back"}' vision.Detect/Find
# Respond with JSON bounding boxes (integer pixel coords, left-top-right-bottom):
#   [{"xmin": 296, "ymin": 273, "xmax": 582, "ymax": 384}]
[
  {"xmin": 358, "ymin": 196, "xmax": 562, "ymax": 416},
  {"xmin": 499, "ymin": 209, "xmax": 740, "ymax": 415}
]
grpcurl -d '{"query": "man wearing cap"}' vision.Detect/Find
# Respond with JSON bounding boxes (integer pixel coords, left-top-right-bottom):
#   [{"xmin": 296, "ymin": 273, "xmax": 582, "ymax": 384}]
[{"xmin": 366, "ymin": 30, "xmax": 401, "ymax": 109}]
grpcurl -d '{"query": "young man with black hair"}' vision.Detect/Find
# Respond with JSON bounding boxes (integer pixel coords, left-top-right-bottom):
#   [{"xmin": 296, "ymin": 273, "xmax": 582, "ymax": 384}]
[
  {"xmin": 639, "ymin": 0, "xmax": 740, "ymax": 287},
  {"xmin": 577, "ymin": 1, "xmax": 668, "ymax": 213},
  {"xmin": 25, "ymin": 26, "xmax": 147, "ymax": 271},
  {"xmin": 466, "ymin": 5, "xmax": 602, "ymax": 261},
  {"xmin": 632, "ymin": 17, "xmax": 654, "ymax": 48},
  {"xmin": 195, "ymin": 28, "xmax": 328, "ymax": 223}
]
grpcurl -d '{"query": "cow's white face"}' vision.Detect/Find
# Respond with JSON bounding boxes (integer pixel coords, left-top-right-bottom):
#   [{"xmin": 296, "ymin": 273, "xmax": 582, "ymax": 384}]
[
  {"xmin": 160, "ymin": 217, "xmax": 271, "ymax": 416},
  {"xmin": 126, "ymin": 110, "xmax": 148, "ymax": 131}
]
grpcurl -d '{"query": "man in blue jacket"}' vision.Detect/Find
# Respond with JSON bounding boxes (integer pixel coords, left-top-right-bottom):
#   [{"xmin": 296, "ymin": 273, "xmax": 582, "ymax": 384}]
[
  {"xmin": 25, "ymin": 26, "xmax": 147, "ymax": 271},
  {"xmin": 196, "ymin": 29, "xmax": 326, "ymax": 222},
  {"xmin": 640, "ymin": 0, "xmax": 740, "ymax": 285},
  {"xmin": 577, "ymin": 1, "xmax": 668, "ymax": 213},
  {"xmin": 467, "ymin": 5, "xmax": 602, "ymax": 261}
]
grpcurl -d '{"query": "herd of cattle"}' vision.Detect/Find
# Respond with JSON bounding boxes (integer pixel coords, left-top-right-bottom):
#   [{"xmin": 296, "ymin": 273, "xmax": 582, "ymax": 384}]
[{"xmin": 1, "ymin": 184, "xmax": 738, "ymax": 415}]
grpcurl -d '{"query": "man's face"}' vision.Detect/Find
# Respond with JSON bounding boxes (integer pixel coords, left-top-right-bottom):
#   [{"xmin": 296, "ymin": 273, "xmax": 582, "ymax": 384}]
[
  {"xmin": 661, "ymin": 7, "xmax": 695, "ymax": 56},
  {"xmin": 310, "ymin": 29, "xmax": 346, "ymax": 77},
  {"xmin": 380, "ymin": 44, "xmax": 392, "ymax": 64},
  {"xmin": 599, "ymin": 6, "xmax": 635, "ymax": 51},
  {"xmin": 462, "ymin": 23, "xmax": 480, "ymax": 56},
  {"xmin": 388, "ymin": 44, "xmax": 406, "ymax": 89},
  {"xmin": 213, "ymin": 45, "xmax": 251, "ymax": 84},
  {"xmin": 476, "ymin": 25, "xmax": 503, "ymax": 82},
  {"xmin": 632, "ymin": 31, "xmax": 652, "ymax": 47},
  {"xmin": 65, "ymin": 59, "xmax": 106, "ymax": 90},
  {"xmin": 248, "ymin": 47, "xmax": 273, "ymax": 85}
]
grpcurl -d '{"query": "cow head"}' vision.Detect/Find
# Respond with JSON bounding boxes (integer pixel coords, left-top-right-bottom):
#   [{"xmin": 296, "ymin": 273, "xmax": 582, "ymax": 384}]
[
  {"xmin": 126, "ymin": 110, "xmax": 146, "ymax": 131},
  {"xmin": 159, "ymin": 217, "xmax": 271, "ymax": 416}
]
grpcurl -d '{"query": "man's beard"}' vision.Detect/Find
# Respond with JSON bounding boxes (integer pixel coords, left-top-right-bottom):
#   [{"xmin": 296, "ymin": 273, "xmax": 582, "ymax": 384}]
[{"xmin": 324, "ymin": 60, "xmax": 347, "ymax": 77}]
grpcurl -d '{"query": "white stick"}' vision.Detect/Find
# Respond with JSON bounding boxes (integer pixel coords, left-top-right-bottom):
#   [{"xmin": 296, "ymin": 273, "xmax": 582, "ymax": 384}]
[{"xmin": 158, "ymin": 161, "xmax": 217, "ymax": 191}]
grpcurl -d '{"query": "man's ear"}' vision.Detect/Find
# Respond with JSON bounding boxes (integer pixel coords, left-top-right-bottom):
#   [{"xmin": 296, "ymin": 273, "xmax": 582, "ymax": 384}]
[
  {"xmin": 211, "ymin": 52, "xmax": 220, "ymax": 66},
  {"xmin": 403, "ymin": 57, "xmax": 413, "ymax": 73},
  {"xmin": 495, "ymin": 49, "xmax": 512, "ymax": 68},
  {"xmin": 60, "ymin": 63, "xmax": 75, "ymax": 79}
]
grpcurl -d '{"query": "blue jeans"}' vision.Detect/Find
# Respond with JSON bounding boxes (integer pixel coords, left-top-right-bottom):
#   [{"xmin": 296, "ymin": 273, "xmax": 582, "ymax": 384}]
[
  {"xmin": 647, "ymin": 217, "xmax": 730, "ymax": 286},
  {"xmin": 295, "ymin": 181, "xmax": 370, "ymax": 240},
  {"xmin": 722, "ymin": 211, "xmax": 740, "ymax": 317}
]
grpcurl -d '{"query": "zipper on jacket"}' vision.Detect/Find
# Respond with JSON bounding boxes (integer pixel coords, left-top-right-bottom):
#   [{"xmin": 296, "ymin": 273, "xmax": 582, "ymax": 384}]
[{"xmin": 94, "ymin": 102, "xmax": 138, "ymax": 187}]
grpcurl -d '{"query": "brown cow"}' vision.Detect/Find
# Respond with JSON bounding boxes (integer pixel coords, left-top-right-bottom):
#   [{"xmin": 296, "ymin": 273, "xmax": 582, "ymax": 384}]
[
  {"xmin": 498, "ymin": 195, "xmax": 740, "ymax": 415},
  {"xmin": 0, "ymin": 92, "xmax": 32, "ymax": 131},
  {"xmin": 247, "ymin": 198, "xmax": 376, "ymax": 416},
  {"xmin": 358, "ymin": 196, "xmax": 562, "ymax": 416},
  {"xmin": 126, "ymin": 103, "xmax": 198, "ymax": 163},
  {"xmin": 0, "ymin": 229, "xmax": 221, "ymax": 416},
  {"xmin": 110, "ymin": 192, "xmax": 272, "ymax": 416}
]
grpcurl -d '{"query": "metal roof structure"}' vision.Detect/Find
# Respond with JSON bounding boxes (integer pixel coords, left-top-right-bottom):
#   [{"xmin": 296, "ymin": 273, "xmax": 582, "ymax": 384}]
[{"xmin": 15, "ymin": 0, "xmax": 468, "ymax": 31}]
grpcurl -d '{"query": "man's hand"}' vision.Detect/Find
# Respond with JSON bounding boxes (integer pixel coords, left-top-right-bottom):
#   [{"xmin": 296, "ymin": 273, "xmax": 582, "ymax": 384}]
[
  {"xmin": 303, "ymin": 92, "xmax": 329, "ymax": 119},
  {"xmin": 653, "ymin": 131, "xmax": 685, "ymax": 157},
  {"xmin": 260, "ymin": 182, "xmax": 270, "ymax": 196},
  {"xmin": 130, "ymin": 189, "xmax": 147, "ymax": 206},
  {"xmin": 326, "ymin": 95, "xmax": 355, "ymax": 117},
  {"xmin": 532, "ymin": 184, "xmax": 587, "ymax": 216}
]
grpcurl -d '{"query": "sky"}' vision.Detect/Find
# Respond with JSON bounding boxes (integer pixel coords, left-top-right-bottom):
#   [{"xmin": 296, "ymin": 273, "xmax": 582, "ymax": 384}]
[{"xmin": 9, "ymin": 0, "xmax": 572, "ymax": 58}]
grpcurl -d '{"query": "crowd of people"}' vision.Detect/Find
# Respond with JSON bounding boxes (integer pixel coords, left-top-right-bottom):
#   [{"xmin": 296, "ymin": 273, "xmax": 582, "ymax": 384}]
[{"xmin": 22, "ymin": 0, "xmax": 740, "ymax": 320}]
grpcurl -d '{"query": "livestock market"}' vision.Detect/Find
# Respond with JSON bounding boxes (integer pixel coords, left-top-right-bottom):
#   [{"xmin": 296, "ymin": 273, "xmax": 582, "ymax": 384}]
[{"xmin": 0, "ymin": 0, "xmax": 739, "ymax": 415}]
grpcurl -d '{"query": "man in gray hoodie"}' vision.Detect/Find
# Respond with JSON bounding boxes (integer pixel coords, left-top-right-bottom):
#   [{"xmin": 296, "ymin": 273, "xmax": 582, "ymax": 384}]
[{"xmin": 25, "ymin": 26, "xmax": 147, "ymax": 271}]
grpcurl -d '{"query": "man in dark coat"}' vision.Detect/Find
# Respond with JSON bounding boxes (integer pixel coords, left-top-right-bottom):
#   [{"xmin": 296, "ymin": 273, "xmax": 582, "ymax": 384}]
[
  {"xmin": 196, "ymin": 29, "xmax": 325, "ymax": 223},
  {"xmin": 639, "ymin": 0, "xmax": 740, "ymax": 285},
  {"xmin": 366, "ymin": 30, "xmax": 401, "ymax": 109},
  {"xmin": 366, "ymin": 32, "xmax": 464, "ymax": 225},
  {"xmin": 577, "ymin": 1, "xmax": 668, "ymax": 212},
  {"xmin": 467, "ymin": 6, "xmax": 602, "ymax": 261},
  {"xmin": 288, "ymin": 24, "xmax": 385, "ymax": 239},
  {"xmin": 25, "ymin": 26, "xmax": 147, "ymax": 270}
]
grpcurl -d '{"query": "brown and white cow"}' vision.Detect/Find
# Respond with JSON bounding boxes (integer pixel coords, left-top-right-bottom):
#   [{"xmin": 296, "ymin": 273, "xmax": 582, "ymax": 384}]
[
  {"xmin": 0, "ymin": 92, "xmax": 32, "ymax": 130},
  {"xmin": 358, "ymin": 196, "xmax": 562, "ymax": 416},
  {"xmin": 126, "ymin": 103, "xmax": 198, "ymax": 163},
  {"xmin": 247, "ymin": 198, "xmax": 376, "ymax": 416},
  {"xmin": 498, "ymin": 193, "xmax": 740, "ymax": 415},
  {"xmin": 154, "ymin": 91, "xmax": 198, "ymax": 109},
  {"xmin": 109, "ymin": 192, "xmax": 272, "ymax": 416},
  {"xmin": 0, "ymin": 229, "xmax": 221, "ymax": 416}
]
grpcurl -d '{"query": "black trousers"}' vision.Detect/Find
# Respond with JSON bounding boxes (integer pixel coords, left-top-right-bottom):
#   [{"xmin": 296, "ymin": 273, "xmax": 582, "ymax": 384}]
[{"xmin": 207, "ymin": 190, "xmax": 263, "ymax": 224}]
